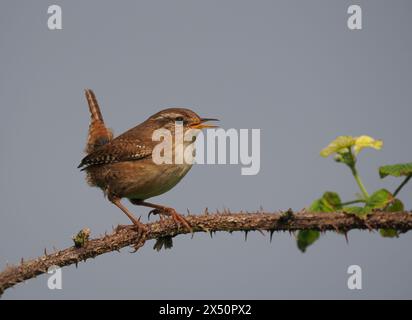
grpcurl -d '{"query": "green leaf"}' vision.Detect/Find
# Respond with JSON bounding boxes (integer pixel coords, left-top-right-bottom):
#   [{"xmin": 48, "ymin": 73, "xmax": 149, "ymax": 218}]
[
  {"xmin": 343, "ymin": 206, "xmax": 364, "ymax": 214},
  {"xmin": 379, "ymin": 199, "xmax": 404, "ymax": 238},
  {"xmin": 297, "ymin": 230, "xmax": 320, "ymax": 253},
  {"xmin": 379, "ymin": 162, "xmax": 412, "ymax": 178},
  {"xmin": 343, "ymin": 190, "xmax": 403, "ymax": 220},
  {"xmin": 365, "ymin": 189, "xmax": 393, "ymax": 211},
  {"xmin": 302, "ymin": 192, "xmax": 341, "ymax": 252},
  {"xmin": 323, "ymin": 192, "xmax": 342, "ymax": 209},
  {"xmin": 342, "ymin": 206, "xmax": 368, "ymax": 219},
  {"xmin": 379, "ymin": 229, "xmax": 399, "ymax": 238},
  {"xmin": 309, "ymin": 192, "xmax": 342, "ymax": 212},
  {"xmin": 386, "ymin": 199, "xmax": 404, "ymax": 212}
]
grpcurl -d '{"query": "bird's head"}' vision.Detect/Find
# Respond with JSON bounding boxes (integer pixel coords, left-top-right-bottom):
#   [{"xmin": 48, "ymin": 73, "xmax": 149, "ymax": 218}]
[{"xmin": 147, "ymin": 108, "xmax": 218, "ymax": 133}]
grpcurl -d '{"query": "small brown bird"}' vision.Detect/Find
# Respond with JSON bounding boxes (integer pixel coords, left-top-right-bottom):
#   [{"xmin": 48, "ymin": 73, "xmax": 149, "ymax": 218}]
[{"xmin": 79, "ymin": 89, "xmax": 217, "ymax": 232}]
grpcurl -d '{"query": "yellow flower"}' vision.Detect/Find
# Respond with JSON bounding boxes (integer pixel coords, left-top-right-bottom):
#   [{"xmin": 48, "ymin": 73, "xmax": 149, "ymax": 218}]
[
  {"xmin": 320, "ymin": 136, "xmax": 356, "ymax": 157},
  {"xmin": 353, "ymin": 135, "xmax": 383, "ymax": 154},
  {"xmin": 320, "ymin": 135, "xmax": 382, "ymax": 157}
]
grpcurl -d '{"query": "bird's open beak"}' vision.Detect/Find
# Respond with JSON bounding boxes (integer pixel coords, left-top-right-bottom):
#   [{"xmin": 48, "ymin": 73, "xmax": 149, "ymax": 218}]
[{"xmin": 190, "ymin": 118, "xmax": 219, "ymax": 129}]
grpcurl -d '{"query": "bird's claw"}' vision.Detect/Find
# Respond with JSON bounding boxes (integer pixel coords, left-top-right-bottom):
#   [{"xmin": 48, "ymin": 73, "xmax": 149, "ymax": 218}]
[
  {"xmin": 148, "ymin": 209, "xmax": 162, "ymax": 220},
  {"xmin": 115, "ymin": 221, "xmax": 148, "ymax": 234},
  {"xmin": 148, "ymin": 207, "xmax": 192, "ymax": 234},
  {"xmin": 165, "ymin": 208, "xmax": 193, "ymax": 234},
  {"xmin": 175, "ymin": 215, "xmax": 192, "ymax": 233},
  {"xmin": 115, "ymin": 222, "xmax": 148, "ymax": 252}
]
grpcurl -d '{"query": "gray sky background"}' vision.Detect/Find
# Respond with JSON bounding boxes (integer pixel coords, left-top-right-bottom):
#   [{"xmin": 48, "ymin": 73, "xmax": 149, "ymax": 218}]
[{"xmin": 1, "ymin": 0, "xmax": 411, "ymax": 299}]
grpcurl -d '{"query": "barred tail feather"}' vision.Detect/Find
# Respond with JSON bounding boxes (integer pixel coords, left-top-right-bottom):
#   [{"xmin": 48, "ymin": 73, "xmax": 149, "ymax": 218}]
[{"xmin": 84, "ymin": 89, "xmax": 113, "ymax": 154}]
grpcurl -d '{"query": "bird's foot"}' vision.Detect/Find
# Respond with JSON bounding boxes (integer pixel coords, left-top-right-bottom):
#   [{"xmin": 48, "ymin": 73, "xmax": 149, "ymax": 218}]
[
  {"xmin": 115, "ymin": 222, "xmax": 148, "ymax": 252},
  {"xmin": 115, "ymin": 219, "xmax": 148, "ymax": 234},
  {"xmin": 148, "ymin": 207, "xmax": 192, "ymax": 233}
]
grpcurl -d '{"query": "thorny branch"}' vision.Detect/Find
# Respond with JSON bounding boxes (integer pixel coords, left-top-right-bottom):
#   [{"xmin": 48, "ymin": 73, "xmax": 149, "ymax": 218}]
[{"xmin": 1, "ymin": 210, "xmax": 412, "ymax": 296}]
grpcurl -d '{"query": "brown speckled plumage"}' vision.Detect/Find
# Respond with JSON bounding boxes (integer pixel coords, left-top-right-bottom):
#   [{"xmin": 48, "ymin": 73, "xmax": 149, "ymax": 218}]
[{"xmin": 79, "ymin": 89, "xmax": 217, "ymax": 232}]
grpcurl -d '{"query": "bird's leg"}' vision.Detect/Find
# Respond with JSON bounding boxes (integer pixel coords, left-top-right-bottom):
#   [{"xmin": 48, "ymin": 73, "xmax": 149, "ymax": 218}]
[
  {"xmin": 109, "ymin": 195, "xmax": 148, "ymax": 232},
  {"xmin": 130, "ymin": 199, "xmax": 192, "ymax": 233}
]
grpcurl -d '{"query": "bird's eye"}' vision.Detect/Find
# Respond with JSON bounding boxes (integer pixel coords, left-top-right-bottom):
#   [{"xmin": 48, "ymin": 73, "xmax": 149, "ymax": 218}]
[{"xmin": 175, "ymin": 116, "xmax": 184, "ymax": 122}]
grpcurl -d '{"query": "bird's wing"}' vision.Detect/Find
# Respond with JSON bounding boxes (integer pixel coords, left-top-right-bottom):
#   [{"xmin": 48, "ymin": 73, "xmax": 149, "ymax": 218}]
[{"xmin": 78, "ymin": 138, "xmax": 152, "ymax": 169}]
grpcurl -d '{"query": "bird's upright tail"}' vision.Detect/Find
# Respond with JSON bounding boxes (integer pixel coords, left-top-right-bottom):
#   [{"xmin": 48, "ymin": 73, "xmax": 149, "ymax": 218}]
[{"xmin": 84, "ymin": 89, "xmax": 113, "ymax": 154}]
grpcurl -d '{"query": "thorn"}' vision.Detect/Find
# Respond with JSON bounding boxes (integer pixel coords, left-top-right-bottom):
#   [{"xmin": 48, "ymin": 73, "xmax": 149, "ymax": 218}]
[
  {"xmin": 75, "ymin": 262, "xmax": 78, "ymax": 268},
  {"xmin": 209, "ymin": 231, "xmax": 213, "ymax": 239},
  {"xmin": 244, "ymin": 230, "xmax": 248, "ymax": 241},
  {"xmin": 44, "ymin": 248, "xmax": 47, "ymax": 256},
  {"xmin": 259, "ymin": 205, "xmax": 264, "ymax": 212},
  {"xmin": 187, "ymin": 208, "xmax": 190, "ymax": 215},
  {"xmin": 270, "ymin": 230, "xmax": 275, "ymax": 243},
  {"xmin": 20, "ymin": 258, "xmax": 24, "ymax": 265},
  {"xmin": 204, "ymin": 207, "xmax": 209, "ymax": 215},
  {"xmin": 199, "ymin": 225, "xmax": 209, "ymax": 233},
  {"xmin": 257, "ymin": 229, "xmax": 265, "ymax": 237},
  {"xmin": 365, "ymin": 222, "xmax": 373, "ymax": 231},
  {"xmin": 344, "ymin": 232, "xmax": 349, "ymax": 244}
]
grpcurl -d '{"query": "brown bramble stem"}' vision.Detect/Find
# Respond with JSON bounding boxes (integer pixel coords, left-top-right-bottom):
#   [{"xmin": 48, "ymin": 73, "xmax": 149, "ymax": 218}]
[{"xmin": 1, "ymin": 210, "xmax": 412, "ymax": 296}]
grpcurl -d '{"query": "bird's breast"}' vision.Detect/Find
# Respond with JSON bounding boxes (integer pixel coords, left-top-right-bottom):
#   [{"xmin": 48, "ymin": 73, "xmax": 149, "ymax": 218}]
[{"xmin": 86, "ymin": 140, "xmax": 196, "ymax": 200}]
